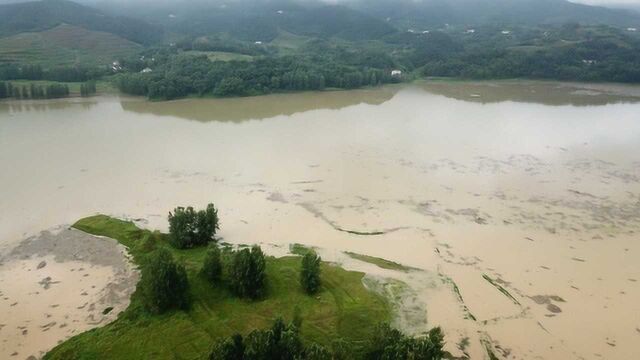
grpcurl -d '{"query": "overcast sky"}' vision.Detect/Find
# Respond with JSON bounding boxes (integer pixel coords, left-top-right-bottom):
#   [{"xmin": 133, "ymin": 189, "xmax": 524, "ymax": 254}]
[
  {"xmin": 573, "ymin": 0, "xmax": 640, "ymax": 5},
  {"xmin": 2, "ymin": 0, "xmax": 640, "ymax": 8}
]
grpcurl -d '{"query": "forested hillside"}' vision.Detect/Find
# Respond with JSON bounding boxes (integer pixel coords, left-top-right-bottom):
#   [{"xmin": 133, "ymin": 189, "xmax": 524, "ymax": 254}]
[
  {"xmin": 0, "ymin": 0, "xmax": 162, "ymax": 44},
  {"xmin": 1, "ymin": 0, "xmax": 640, "ymax": 101},
  {"xmin": 117, "ymin": 1, "xmax": 397, "ymax": 42},
  {"xmin": 347, "ymin": 0, "xmax": 640, "ymax": 29},
  {"xmin": 0, "ymin": 24, "xmax": 142, "ymax": 67}
]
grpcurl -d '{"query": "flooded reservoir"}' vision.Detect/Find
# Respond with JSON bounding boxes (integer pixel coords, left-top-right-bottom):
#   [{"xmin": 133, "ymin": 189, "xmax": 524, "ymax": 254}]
[{"xmin": 1, "ymin": 81, "xmax": 639, "ymax": 359}]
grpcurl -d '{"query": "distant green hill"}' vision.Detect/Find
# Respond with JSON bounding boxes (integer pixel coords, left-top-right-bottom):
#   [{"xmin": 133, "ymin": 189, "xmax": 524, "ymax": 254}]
[
  {"xmin": 0, "ymin": 24, "xmax": 141, "ymax": 67},
  {"xmin": 0, "ymin": 0, "xmax": 162, "ymax": 45},
  {"xmin": 346, "ymin": 0, "xmax": 640, "ymax": 29},
  {"xmin": 85, "ymin": 0, "xmax": 398, "ymax": 42}
]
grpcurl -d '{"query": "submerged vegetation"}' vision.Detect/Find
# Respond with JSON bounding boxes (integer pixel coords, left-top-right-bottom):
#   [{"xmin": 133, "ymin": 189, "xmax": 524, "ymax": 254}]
[
  {"xmin": 202, "ymin": 244, "xmax": 223, "ymax": 284},
  {"xmin": 482, "ymin": 274, "xmax": 521, "ymax": 306},
  {"xmin": 345, "ymin": 252, "xmax": 415, "ymax": 272},
  {"xmin": 46, "ymin": 214, "xmax": 436, "ymax": 359},
  {"xmin": 289, "ymin": 243, "xmax": 316, "ymax": 257}
]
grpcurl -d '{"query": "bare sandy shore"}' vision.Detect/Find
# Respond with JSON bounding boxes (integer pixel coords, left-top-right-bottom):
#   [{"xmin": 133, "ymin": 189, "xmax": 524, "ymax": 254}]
[{"xmin": 0, "ymin": 228, "xmax": 138, "ymax": 359}]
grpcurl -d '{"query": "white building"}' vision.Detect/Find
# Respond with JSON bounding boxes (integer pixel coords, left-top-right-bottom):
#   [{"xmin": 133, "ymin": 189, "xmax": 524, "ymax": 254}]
[
  {"xmin": 628, "ymin": 27, "xmax": 638, "ymax": 32},
  {"xmin": 140, "ymin": 68, "xmax": 153, "ymax": 73},
  {"xmin": 391, "ymin": 70, "xmax": 402, "ymax": 77},
  {"xmin": 111, "ymin": 61, "xmax": 122, "ymax": 72},
  {"xmin": 465, "ymin": 29, "xmax": 476, "ymax": 34},
  {"xmin": 255, "ymin": 41, "xmax": 263, "ymax": 45},
  {"xmin": 501, "ymin": 30, "xmax": 511, "ymax": 35}
]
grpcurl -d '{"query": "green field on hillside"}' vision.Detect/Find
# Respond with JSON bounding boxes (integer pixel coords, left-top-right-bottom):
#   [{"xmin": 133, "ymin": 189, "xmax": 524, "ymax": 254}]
[
  {"xmin": 45, "ymin": 215, "xmax": 391, "ymax": 359},
  {"xmin": 0, "ymin": 24, "xmax": 141, "ymax": 67},
  {"xmin": 179, "ymin": 50, "xmax": 254, "ymax": 62},
  {"xmin": 269, "ymin": 31, "xmax": 313, "ymax": 54}
]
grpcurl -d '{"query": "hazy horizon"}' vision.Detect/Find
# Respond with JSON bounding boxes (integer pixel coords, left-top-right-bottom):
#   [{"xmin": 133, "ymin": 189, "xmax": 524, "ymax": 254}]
[{"xmin": 1, "ymin": 0, "xmax": 640, "ymax": 7}]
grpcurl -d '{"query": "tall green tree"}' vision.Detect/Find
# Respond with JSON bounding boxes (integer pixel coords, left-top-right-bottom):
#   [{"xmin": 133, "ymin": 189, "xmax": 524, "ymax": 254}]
[
  {"xmin": 202, "ymin": 243, "xmax": 223, "ymax": 284},
  {"xmin": 168, "ymin": 206, "xmax": 197, "ymax": 248},
  {"xmin": 0, "ymin": 81, "xmax": 7, "ymax": 99},
  {"xmin": 140, "ymin": 248, "xmax": 190, "ymax": 314},
  {"xmin": 230, "ymin": 245, "xmax": 266, "ymax": 299},
  {"xmin": 12, "ymin": 84, "xmax": 21, "ymax": 99},
  {"xmin": 209, "ymin": 334, "xmax": 245, "ymax": 360},
  {"xmin": 196, "ymin": 203, "xmax": 220, "ymax": 244},
  {"xmin": 80, "ymin": 81, "xmax": 97, "ymax": 97},
  {"xmin": 300, "ymin": 251, "xmax": 322, "ymax": 295}
]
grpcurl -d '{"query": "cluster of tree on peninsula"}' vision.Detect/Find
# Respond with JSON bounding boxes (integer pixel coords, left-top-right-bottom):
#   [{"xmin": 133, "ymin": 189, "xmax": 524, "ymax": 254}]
[
  {"xmin": 112, "ymin": 47, "xmax": 399, "ymax": 100},
  {"xmin": 133, "ymin": 203, "xmax": 445, "ymax": 360},
  {"xmin": 147, "ymin": 203, "xmax": 323, "ymax": 311},
  {"xmin": 209, "ymin": 318, "xmax": 445, "ymax": 360},
  {"xmin": 0, "ymin": 80, "xmax": 97, "ymax": 100},
  {"xmin": 0, "ymin": 64, "xmax": 103, "ymax": 83},
  {"xmin": 0, "ymin": 81, "xmax": 70, "ymax": 100},
  {"xmin": 79, "ymin": 81, "xmax": 97, "ymax": 97}
]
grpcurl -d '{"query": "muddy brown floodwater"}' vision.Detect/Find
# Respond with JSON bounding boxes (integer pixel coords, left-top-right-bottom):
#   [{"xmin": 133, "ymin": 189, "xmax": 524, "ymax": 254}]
[{"xmin": 1, "ymin": 80, "xmax": 640, "ymax": 359}]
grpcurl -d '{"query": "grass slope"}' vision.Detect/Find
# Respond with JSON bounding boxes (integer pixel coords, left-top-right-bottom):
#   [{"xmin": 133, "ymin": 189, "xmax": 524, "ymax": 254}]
[
  {"xmin": 45, "ymin": 215, "xmax": 390, "ymax": 359},
  {"xmin": 0, "ymin": 24, "xmax": 141, "ymax": 67},
  {"xmin": 179, "ymin": 50, "xmax": 254, "ymax": 62}
]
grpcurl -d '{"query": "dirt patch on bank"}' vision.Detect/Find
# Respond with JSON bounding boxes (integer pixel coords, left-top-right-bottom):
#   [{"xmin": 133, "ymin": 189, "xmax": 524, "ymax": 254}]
[{"xmin": 0, "ymin": 228, "xmax": 138, "ymax": 359}]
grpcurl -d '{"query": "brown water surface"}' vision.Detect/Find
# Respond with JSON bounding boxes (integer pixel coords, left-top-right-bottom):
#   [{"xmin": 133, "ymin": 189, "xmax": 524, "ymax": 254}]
[{"xmin": 1, "ymin": 81, "xmax": 640, "ymax": 359}]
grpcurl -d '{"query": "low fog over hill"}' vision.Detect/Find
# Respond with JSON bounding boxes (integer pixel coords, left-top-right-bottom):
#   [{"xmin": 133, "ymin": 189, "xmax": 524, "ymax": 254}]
[{"xmin": 3, "ymin": 0, "xmax": 639, "ymax": 27}]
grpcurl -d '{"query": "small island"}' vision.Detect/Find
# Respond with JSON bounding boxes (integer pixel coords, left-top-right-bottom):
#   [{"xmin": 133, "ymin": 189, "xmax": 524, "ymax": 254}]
[{"xmin": 45, "ymin": 204, "xmax": 445, "ymax": 360}]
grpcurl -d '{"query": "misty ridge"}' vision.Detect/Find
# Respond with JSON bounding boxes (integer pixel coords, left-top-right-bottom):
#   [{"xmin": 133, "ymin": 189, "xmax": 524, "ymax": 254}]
[
  {"xmin": 3, "ymin": 0, "xmax": 640, "ymax": 25},
  {"xmin": 56, "ymin": 0, "xmax": 640, "ymax": 27},
  {"xmin": 1, "ymin": 0, "xmax": 640, "ymax": 39}
]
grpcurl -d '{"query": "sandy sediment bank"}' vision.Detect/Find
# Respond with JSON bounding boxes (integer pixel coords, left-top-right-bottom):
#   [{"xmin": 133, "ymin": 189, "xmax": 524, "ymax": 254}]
[{"xmin": 0, "ymin": 228, "xmax": 138, "ymax": 359}]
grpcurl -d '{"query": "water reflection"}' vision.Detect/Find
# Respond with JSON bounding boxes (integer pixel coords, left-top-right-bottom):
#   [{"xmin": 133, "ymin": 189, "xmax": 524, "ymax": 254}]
[
  {"xmin": 0, "ymin": 98, "xmax": 99, "ymax": 114},
  {"xmin": 3, "ymin": 81, "xmax": 639, "ymax": 122},
  {"xmin": 119, "ymin": 86, "xmax": 400, "ymax": 122},
  {"xmin": 418, "ymin": 80, "xmax": 640, "ymax": 106}
]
